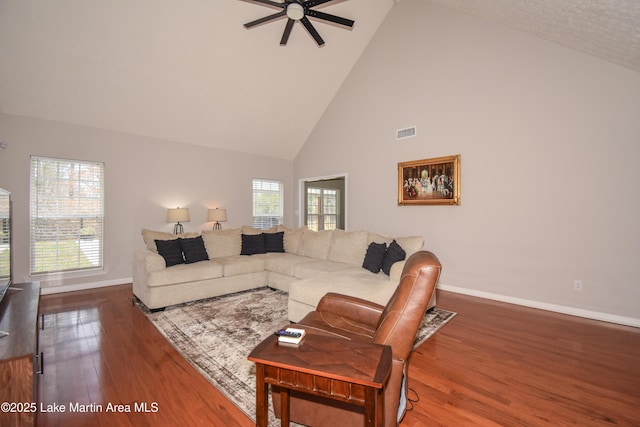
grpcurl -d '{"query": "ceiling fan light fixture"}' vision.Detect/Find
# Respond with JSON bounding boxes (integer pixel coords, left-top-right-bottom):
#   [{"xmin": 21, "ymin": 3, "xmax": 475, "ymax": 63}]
[{"xmin": 286, "ymin": 3, "xmax": 305, "ymax": 21}]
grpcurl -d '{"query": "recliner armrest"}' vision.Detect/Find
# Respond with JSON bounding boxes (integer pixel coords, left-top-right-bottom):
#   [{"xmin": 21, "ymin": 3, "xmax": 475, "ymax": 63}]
[{"xmin": 316, "ymin": 293, "xmax": 385, "ymax": 330}]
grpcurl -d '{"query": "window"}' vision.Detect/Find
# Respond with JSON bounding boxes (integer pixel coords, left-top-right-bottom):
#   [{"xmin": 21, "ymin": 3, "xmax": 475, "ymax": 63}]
[
  {"xmin": 252, "ymin": 178, "xmax": 283, "ymax": 229},
  {"xmin": 306, "ymin": 187, "xmax": 338, "ymax": 232},
  {"xmin": 30, "ymin": 156, "xmax": 104, "ymax": 275}
]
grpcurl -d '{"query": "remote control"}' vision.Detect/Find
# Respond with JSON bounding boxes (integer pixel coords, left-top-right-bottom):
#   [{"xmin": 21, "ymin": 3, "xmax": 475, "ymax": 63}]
[{"xmin": 275, "ymin": 329, "xmax": 302, "ymax": 338}]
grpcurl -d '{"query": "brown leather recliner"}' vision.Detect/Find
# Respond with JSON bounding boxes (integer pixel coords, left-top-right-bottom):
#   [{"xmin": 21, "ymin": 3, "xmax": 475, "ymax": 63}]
[{"xmin": 271, "ymin": 250, "xmax": 442, "ymax": 427}]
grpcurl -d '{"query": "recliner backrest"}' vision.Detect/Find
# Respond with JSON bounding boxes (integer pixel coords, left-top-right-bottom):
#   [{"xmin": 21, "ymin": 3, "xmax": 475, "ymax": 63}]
[{"xmin": 372, "ymin": 251, "xmax": 442, "ymax": 360}]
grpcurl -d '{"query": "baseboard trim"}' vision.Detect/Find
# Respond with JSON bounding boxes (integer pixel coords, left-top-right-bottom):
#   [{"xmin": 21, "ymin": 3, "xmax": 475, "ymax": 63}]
[
  {"xmin": 437, "ymin": 284, "xmax": 640, "ymax": 328},
  {"xmin": 40, "ymin": 278, "xmax": 132, "ymax": 295}
]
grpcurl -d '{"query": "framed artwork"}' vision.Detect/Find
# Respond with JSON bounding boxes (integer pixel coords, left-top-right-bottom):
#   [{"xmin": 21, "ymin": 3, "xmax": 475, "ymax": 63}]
[{"xmin": 398, "ymin": 155, "xmax": 461, "ymax": 205}]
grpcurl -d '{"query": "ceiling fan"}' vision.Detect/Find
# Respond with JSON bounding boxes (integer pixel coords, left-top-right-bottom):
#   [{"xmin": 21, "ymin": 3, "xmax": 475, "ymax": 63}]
[{"xmin": 243, "ymin": 0, "xmax": 355, "ymax": 47}]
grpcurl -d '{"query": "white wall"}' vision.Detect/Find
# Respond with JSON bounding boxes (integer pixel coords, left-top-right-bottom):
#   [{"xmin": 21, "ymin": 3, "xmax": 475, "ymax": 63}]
[
  {"xmin": 0, "ymin": 113, "xmax": 294, "ymax": 291},
  {"xmin": 294, "ymin": 1, "xmax": 640, "ymax": 322}
]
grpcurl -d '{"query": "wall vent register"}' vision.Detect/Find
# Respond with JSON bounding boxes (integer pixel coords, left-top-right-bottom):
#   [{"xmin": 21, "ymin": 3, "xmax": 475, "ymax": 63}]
[{"xmin": 396, "ymin": 126, "xmax": 417, "ymax": 140}]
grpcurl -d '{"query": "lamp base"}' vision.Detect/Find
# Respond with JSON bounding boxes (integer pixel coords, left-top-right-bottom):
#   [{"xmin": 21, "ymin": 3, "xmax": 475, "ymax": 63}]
[
  {"xmin": 213, "ymin": 222, "xmax": 222, "ymax": 230},
  {"xmin": 173, "ymin": 223, "xmax": 184, "ymax": 234}
]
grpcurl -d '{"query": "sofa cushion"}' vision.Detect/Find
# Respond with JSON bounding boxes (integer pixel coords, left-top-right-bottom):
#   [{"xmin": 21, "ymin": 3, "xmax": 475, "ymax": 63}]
[
  {"xmin": 264, "ymin": 231, "xmax": 285, "ymax": 253},
  {"xmin": 180, "ymin": 236, "xmax": 210, "ymax": 264},
  {"xmin": 217, "ymin": 255, "xmax": 266, "ymax": 277},
  {"xmin": 202, "ymin": 228, "xmax": 242, "ymax": 258},
  {"xmin": 142, "ymin": 228, "xmax": 198, "ymax": 253},
  {"xmin": 382, "ymin": 240, "xmax": 406, "ymax": 275},
  {"xmin": 289, "ymin": 269, "xmax": 394, "ymax": 312},
  {"xmin": 362, "ymin": 242, "xmax": 387, "ymax": 273},
  {"xmin": 242, "ymin": 225, "xmax": 266, "ymax": 235},
  {"xmin": 283, "ymin": 226, "xmax": 307, "ymax": 254},
  {"xmin": 147, "ymin": 261, "xmax": 224, "ymax": 287},
  {"xmin": 241, "ymin": 233, "xmax": 266, "ymax": 255},
  {"xmin": 265, "ymin": 253, "xmax": 315, "ymax": 276},
  {"xmin": 328, "ymin": 230, "xmax": 368, "ymax": 266},
  {"xmin": 294, "ymin": 260, "xmax": 356, "ymax": 279},
  {"xmin": 155, "ymin": 239, "xmax": 185, "ymax": 267},
  {"xmin": 394, "ymin": 236, "xmax": 424, "ymax": 257},
  {"xmin": 367, "ymin": 232, "xmax": 394, "ymax": 247},
  {"xmin": 300, "ymin": 230, "xmax": 333, "ymax": 259}
]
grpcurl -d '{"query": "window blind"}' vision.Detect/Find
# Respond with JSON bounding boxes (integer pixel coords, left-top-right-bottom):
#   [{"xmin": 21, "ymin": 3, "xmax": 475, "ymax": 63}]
[
  {"xmin": 252, "ymin": 178, "xmax": 283, "ymax": 229},
  {"xmin": 30, "ymin": 156, "xmax": 104, "ymax": 274}
]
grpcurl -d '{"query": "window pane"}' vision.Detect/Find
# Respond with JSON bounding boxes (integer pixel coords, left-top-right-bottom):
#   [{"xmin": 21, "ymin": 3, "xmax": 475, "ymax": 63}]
[
  {"xmin": 306, "ymin": 187, "xmax": 340, "ymax": 231},
  {"xmin": 30, "ymin": 156, "xmax": 104, "ymax": 274},
  {"xmin": 252, "ymin": 178, "xmax": 283, "ymax": 229},
  {"xmin": 307, "ymin": 215, "xmax": 319, "ymax": 232},
  {"xmin": 323, "ymin": 189, "xmax": 337, "ymax": 215},
  {"xmin": 323, "ymin": 215, "xmax": 337, "ymax": 231}
]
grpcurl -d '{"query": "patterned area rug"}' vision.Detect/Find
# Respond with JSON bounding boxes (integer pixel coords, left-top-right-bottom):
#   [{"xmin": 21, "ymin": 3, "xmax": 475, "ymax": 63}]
[{"xmin": 142, "ymin": 287, "xmax": 456, "ymax": 426}]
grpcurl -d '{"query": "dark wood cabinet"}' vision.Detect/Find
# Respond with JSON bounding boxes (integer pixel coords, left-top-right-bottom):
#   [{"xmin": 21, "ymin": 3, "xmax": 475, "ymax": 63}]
[{"xmin": 0, "ymin": 282, "xmax": 41, "ymax": 427}]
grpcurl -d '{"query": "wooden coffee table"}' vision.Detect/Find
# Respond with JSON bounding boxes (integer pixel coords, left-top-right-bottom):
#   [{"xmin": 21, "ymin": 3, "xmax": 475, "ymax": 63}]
[{"xmin": 248, "ymin": 331, "xmax": 392, "ymax": 427}]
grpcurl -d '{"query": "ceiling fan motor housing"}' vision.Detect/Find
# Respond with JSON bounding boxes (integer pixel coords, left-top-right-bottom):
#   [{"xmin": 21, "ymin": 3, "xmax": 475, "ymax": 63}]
[{"xmin": 287, "ymin": 3, "xmax": 305, "ymax": 20}]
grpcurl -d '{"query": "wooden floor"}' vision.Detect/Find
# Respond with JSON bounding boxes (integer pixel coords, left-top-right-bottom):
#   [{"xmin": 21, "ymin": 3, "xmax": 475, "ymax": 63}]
[{"xmin": 36, "ymin": 284, "xmax": 640, "ymax": 427}]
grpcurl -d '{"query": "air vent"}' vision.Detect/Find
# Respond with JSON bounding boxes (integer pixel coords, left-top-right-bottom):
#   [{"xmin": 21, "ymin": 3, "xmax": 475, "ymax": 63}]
[{"xmin": 396, "ymin": 126, "xmax": 417, "ymax": 140}]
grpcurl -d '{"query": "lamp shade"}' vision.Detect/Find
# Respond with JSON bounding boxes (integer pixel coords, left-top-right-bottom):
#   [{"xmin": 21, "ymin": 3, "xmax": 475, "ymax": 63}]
[
  {"xmin": 208, "ymin": 208, "xmax": 227, "ymax": 223},
  {"xmin": 167, "ymin": 207, "xmax": 190, "ymax": 223}
]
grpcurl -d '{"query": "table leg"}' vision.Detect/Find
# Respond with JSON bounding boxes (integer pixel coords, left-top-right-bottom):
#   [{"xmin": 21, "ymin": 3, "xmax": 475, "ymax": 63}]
[
  {"xmin": 255, "ymin": 364, "xmax": 268, "ymax": 427},
  {"xmin": 280, "ymin": 387, "xmax": 290, "ymax": 427},
  {"xmin": 376, "ymin": 387, "xmax": 385, "ymax": 427},
  {"xmin": 364, "ymin": 386, "xmax": 384, "ymax": 427}
]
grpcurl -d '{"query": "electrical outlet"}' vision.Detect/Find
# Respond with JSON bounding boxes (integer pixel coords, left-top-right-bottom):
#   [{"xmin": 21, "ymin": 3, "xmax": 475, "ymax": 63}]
[{"xmin": 574, "ymin": 280, "xmax": 583, "ymax": 291}]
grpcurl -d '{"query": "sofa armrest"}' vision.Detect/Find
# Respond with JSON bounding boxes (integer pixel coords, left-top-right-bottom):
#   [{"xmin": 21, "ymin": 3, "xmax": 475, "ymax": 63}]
[
  {"xmin": 316, "ymin": 293, "xmax": 385, "ymax": 331},
  {"xmin": 133, "ymin": 250, "xmax": 166, "ymax": 303},
  {"xmin": 135, "ymin": 249, "xmax": 166, "ymax": 272}
]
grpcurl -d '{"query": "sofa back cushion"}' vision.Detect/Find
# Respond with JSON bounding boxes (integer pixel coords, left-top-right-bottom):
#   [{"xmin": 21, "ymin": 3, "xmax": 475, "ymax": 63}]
[
  {"xmin": 202, "ymin": 228, "xmax": 242, "ymax": 258},
  {"xmin": 328, "ymin": 230, "xmax": 368, "ymax": 266},
  {"xmin": 394, "ymin": 236, "xmax": 424, "ymax": 257},
  {"xmin": 282, "ymin": 226, "xmax": 307, "ymax": 254},
  {"xmin": 300, "ymin": 230, "xmax": 333, "ymax": 260},
  {"xmin": 142, "ymin": 228, "xmax": 199, "ymax": 253}
]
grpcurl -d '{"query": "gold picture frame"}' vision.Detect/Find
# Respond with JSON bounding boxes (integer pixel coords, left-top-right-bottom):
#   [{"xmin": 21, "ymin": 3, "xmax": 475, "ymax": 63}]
[{"xmin": 398, "ymin": 155, "xmax": 461, "ymax": 205}]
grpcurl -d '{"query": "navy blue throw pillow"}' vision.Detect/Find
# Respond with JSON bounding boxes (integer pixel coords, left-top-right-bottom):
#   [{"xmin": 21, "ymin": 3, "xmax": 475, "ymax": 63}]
[
  {"xmin": 179, "ymin": 236, "xmax": 209, "ymax": 264},
  {"xmin": 241, "ymin": 233, "xmax": 266, "ymax": 255},
  {"xmin": 362, "ymin": 242, "xmax": 387, "ymax": 273},
  {"xmin": 264, "ymin": 231, "xmax": 285, "ymax": 253},
  {"xmin": 381, "ymin": 240, "xmax": 406, "ymax": 275},
  {"xmin": 155, "ymin": 239, "xmax": 185, "ymax": 267}
]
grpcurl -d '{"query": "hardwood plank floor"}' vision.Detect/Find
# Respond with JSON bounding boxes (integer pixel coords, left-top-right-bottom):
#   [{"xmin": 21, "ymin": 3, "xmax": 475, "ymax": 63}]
[
  {"xmin": 36, "ymin": 284, "xmax": 640, "ymax": 426},
  {"xmin": 37, "ymin": 284, "xmax": 253, "ymax": 427}
]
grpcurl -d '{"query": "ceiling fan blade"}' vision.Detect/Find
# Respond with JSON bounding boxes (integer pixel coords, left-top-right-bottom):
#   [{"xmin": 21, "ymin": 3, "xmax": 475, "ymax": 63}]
[
  {"xmin": 306, "ymin": 10, "xmax": 354, "ymax": 27},
  {"xmin": 245, "ymin": 0, "xmax": 287, "ymax": 8},
  {"xmin": 244, "ymin": 10, "xmax": 287, "ymax": 28},
  {"xmin": 300, "ymin": 16, "xmax": 325, "ymax": 46},
  {"xmin": 303, "ymin": 0, "xmax": 337, "ymax": 8},
  {"xmin": 280, "ymin": 19, "xmax": 295, "ymax": 45}
]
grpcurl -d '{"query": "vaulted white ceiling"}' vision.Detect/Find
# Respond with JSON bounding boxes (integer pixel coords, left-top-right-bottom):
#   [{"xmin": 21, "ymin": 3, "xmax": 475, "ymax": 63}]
[
  {"xmin": 427, "ymin": 0, "xmax": 640, "ymax": 74},
  {"xmin": 1, "ymin": 0, "xmax": 638, "ymax": 160}
]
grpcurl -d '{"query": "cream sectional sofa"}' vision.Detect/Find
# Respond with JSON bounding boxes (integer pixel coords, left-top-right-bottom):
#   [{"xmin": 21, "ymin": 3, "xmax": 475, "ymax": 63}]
[{"xmin": 132, "ymin": 226, "xmax": 435, "ymax": 321}]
